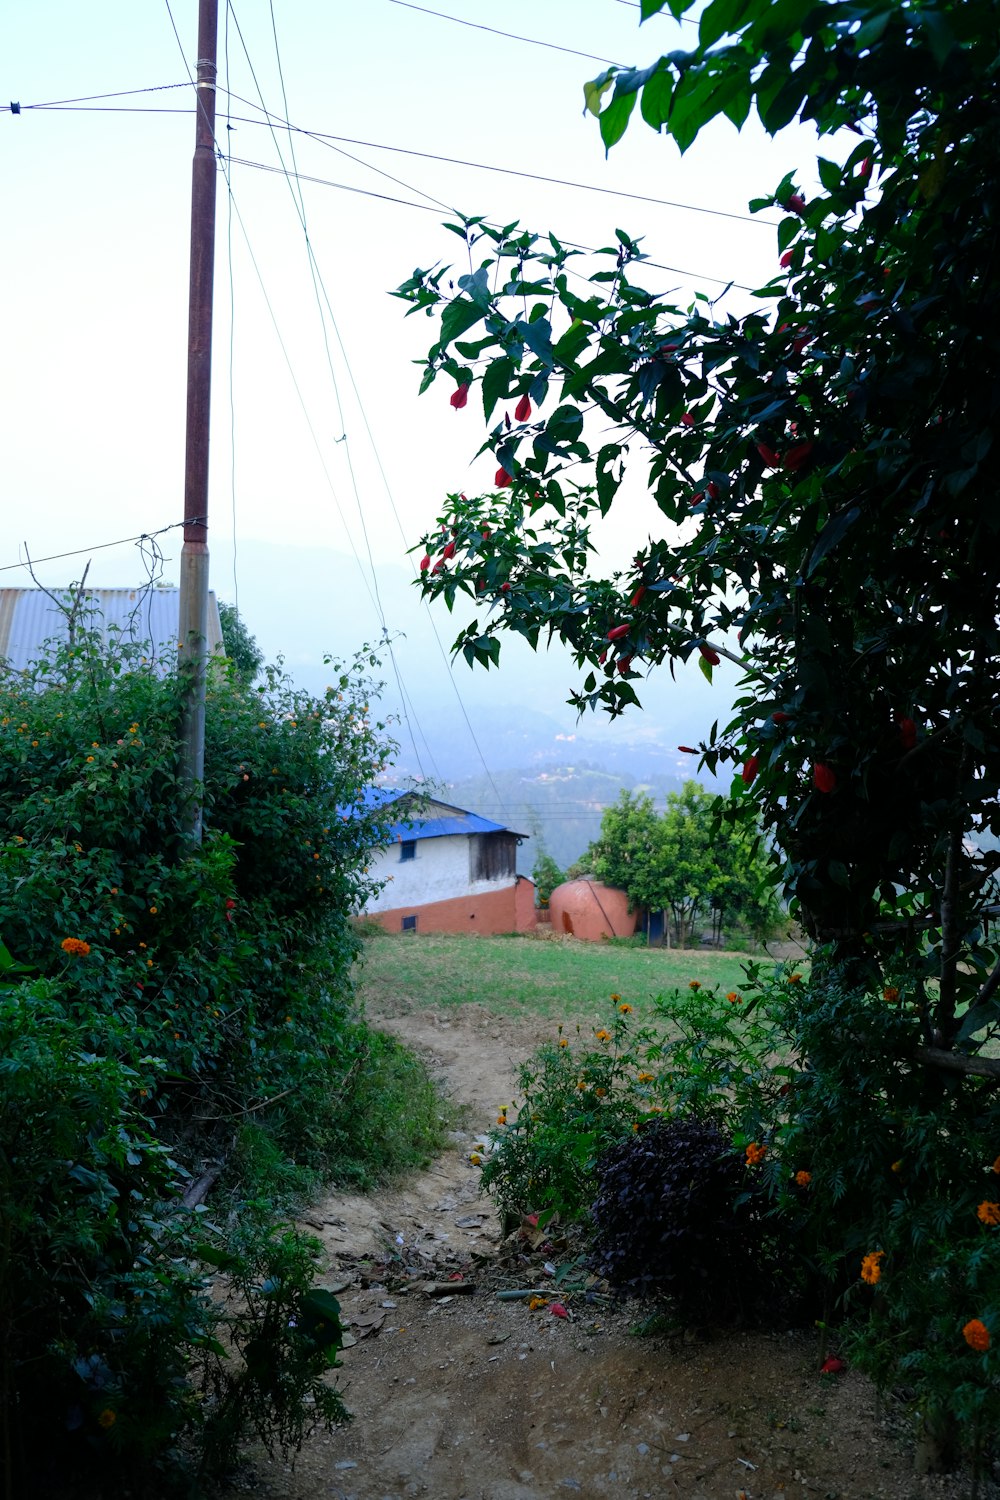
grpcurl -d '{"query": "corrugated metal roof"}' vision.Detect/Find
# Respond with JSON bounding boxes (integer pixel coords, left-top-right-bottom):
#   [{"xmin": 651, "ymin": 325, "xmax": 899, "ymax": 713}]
[
  {"xmin": 350, "ymin": 786, "xmax": 527, "ymax": 842},
  {"xmin": 0, "ymin": 588, "xmax": 224, "ymax": 675}
]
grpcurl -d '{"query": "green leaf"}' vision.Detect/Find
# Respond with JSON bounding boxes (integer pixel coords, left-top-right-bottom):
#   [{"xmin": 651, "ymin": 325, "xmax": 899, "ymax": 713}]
[
  {"xmin": 806, "ymin": 506, "xmax": 860, "ymax": 575},
  {"xmin": 639, "ymin": 68, "xmax": 673, "ymax": 131},
  {"xmin": 583, "ymin": 69, "xmax": 616, "ymax": 118},
  {"xmin": 482, "ymin": 357, "xmax": 515, "ymax": 423},
  {"xmin": 600, "ymin": 88, "xmax": 638, "ymax": 152},
  {"xmin": 699, "ymin": 0, "xmax": 750, "ymax": 50},
  {"xmin": 698, "ymin": 654, "xmax": 714, "ymax": 683},
  {"xmin": 439, "ymin": 298, "xmax": 486, "ymax": 350}
]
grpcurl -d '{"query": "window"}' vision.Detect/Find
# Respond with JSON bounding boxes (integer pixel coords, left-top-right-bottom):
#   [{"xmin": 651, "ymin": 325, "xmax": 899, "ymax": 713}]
[
  {"xmin": 401, "ymin": 914, "xmax": 417, "ymax": 933},
  {"xmin": 400, "ymin": 840, "xmax": 416, "ymax": 862}
]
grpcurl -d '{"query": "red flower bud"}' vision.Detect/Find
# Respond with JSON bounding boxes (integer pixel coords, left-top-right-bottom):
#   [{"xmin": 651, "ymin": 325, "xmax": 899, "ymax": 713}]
[
  {"xmin": 699, "ymin": 644, "xmax": 720, "ymax": 666},
  {"xmin": 780, "ymin": 249, "xmax": 794, "ymax": 268},
  {"xmin": 431, "ymin": 560, "xmax": 444, "ymax": 575},
  {"xmin": 707, "ymin": 481, "xmax": 720, "ymax": 500},
  {"xmin": 630, "ymin": 585, "xmax": 646, "ymax": 607},
  {"xmin": 419, "ymin": 554, "xmax": 431, "ymax": 572},
  {"xmin": 678, "ymin": 745, "xmax": 699, "ymax": 755},
  {"xmin": 617, "ymin": 655, "xmax": 633, "ymax": 675},
  {"xmin": 441, "ymin": 540, "xmax": 456, "ymax": 560},
  {"xmin": 500, "ymin": 582, "xmax": 511, "ymax": 593},
  {"xmin": 741, "ymin": 754, "xmax": 760, "ymax": 786},
  {"xmin": 514, "ymin": 394, "xmax": 532, "ymax": 422},
  {"xmin": 598, "ymin": 649, "xmax": 608, "ymax": 666},
  {"xmin": 450, "ymin": 383, "xmax": 469, "ymax": 409},
  {"xmin": 481, "ymin": 526, "xmax": 491, "ymax": 539},
  {"xmin": 820, "ymin": 1356, "xmax": 846, "ymax": 1375},
  {"xmin": 757, "ymin": 443, "xmax": 781, "ymax": 469},
  {"xmin": 495, "ymin": 467, "xmax": 513, "ymax": 487},
  {"xmin": 813, "ymin": 763, "xmax": 837, "ymax": 793},
  {"xmin": 896, "ymin": 715, "xmax": 917, "ymax": 750},
  {"xmin": 691, "ymin": 491, "xmax": 705, "ymax": 506},
  {"xmin": 680, "ymin": 411, "xmax": 695, "ymax": 428},
  {"xmin": 607, "ymin": 623, "xmax": 630, "ymax": 642},
  {"xmin": 792, "ymin": 333, "xmax": 811, "ymax": 356},
  {"xmin": 783, "ymin": 441, "xmax": 815, "ymax": 472},
  {"xmin": 772, "ymin": 711, "xmax": 791, "ymax": 724},
  {"xmin": 225, "ymin": 898, "xmax": 237, "ymax": 910},
  {"xmin": 858, "ymin": 157, "xmax": 872, "ymax": 180},
  {"xmin": 784, "ymin": 193, "xmax": 806, "ymax": 214}
]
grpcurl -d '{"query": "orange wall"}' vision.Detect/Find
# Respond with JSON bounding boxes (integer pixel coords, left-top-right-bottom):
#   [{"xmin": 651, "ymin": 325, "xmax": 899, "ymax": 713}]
[
  {"xmin": 365, "ymin": 877, "xmax": 537, "ymax": 936},
  {"xmin": 547, "ymin": 880, "xmax": 637, "ymax": 941}
]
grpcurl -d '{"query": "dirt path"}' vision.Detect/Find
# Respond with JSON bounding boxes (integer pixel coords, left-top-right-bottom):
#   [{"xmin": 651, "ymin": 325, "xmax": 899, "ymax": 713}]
[{"xmin": 220, "ymin": 1003, "xmax": 992, "ymax": 1500}]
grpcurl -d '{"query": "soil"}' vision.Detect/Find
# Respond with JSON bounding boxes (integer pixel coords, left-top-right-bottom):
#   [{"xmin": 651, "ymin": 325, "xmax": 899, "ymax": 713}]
[{"xmin": 218, "ymin": 999, "xmax": 996, "ymax": 1500}]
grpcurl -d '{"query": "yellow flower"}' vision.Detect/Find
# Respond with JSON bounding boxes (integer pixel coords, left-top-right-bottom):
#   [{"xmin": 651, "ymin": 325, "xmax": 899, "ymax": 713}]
[
  {"xmin": 558, "ymin": 1037, "xmax": 569, "ymax": 1048},
  {"xmin": 891, "ymin": 1159, "xmax": 903, "ymax": 1173},
  {"xmin": 528, "ymin": 1295, "xmax": 548, "ymax": 1311},
  {"xmin": 496, "ymin": 1115, "xmax": 507, "ymax": 1126},
  {"xmin": 794, "ymin": 1170, "xmax": 812, "ymax": 1188},
  {"xmin": 860, "ymin": 1250, "xmax": 884, "ymax": 1285},
  {"xmin": 610, "ymin": 993, "xmax": 621, "ymax": 1001},
  {"xmin": 96, "ymin": 1409, "xmax": 117, "ymax": 1430},
  {"xmin": 60, "ymin": 937, "xmax": 91, "ymax": 956},
  {"xmin": 636, "ymin": 1071, "xmax": 655, "ymax": 1084},
  {"xmin": 976, "ymin": 1200, "xmax": 1000, "ymax": 1227},
  {"xmin": 576, "ymin": 1080, "xmax": 587, "ymax": 1091},
  {"xmin": 469, "ymin": 1152, "xmax": 482, "ymax": 1165},
  {"xmin": 745, "ymin": 1142, "xmax": 766, "ymax": 1167},
  {"xmin": 86, "ymin": 755, "xmax": 94, "ymax": 763},
  {"xmin": 789, "ymin": 972, "xmax": 803, "ymax": 984},
  {"xmin": 594, "ymin": 1028, "xmax": 612, "ymax": 1043},
  {"xmin": 149, "ymin": 906, "xmax": 157, "ymax": 915},
  {"xmin": 595, "ymin": 1087, "xmax": 607, "ymax": 1097},
  {"xmin": 963, "ymin": 1318, "xmax": 991, "ymax": 1352},
  {"xmin": 618, "ymin": 1002, "xmax": 632, "ymax": 1013}
]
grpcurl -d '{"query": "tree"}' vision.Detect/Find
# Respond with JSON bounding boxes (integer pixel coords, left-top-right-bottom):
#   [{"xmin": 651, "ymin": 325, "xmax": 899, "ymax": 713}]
[
  {"xmin": 219, "ymin": 599, "xmax": 264, "ymax": 685},
  {"xmin": 395, "ymin": 0, "xmax": 1000, "ymax": 1064},
  {"xmin": 589, "ymin": 782, "xmax": 779, "ymax": 945},
  {"xmin": 531, "ymin": 847, "xmax": 566, "ymax": 906}
]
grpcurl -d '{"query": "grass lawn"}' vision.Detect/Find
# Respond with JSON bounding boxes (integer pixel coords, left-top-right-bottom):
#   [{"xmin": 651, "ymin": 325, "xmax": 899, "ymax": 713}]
[{"xmin": 354, "ymin": 931, "xmax": 806, "ymax": 1022}]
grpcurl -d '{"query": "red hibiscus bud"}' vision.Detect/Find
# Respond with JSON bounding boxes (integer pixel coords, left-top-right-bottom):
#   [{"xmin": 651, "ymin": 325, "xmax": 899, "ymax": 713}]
[
  {"xmin": 495, "ymin": 467, "xmax": 513, "ymax": 487},
  {"xmin": 598, "ymin": 649, "xmax": 607, "ymax": 666},
  {"xmin": 450, "ymin": 383, "xmax": 469, "ymax": 409},
  {"xmin": 441, "ymin": 540, "xmax": 456, "ymax": 560},
  {"xmin": 707, "ymin": 481, "xmax": 720, "ymax": 500},
  {"xmin": 500, "ymin": 582, "xmax": 511, "ymax": 593},
  {"xmin": 477, "ymin": 578, "xmax": 486, "ymax": 591},
  {"xmin": 630, "ymin": 585, "xmax": 646, "ymax": 607},
  {"xmin": 820, "ymin": 1356, "xmax": 846, "ymax": 1375},
  {"xmin": 678, "ymin": 745, "xmax": 699, "ymax": 754},
  {"xmin": 419, "ymin": 554, "xmax": 431, "ymax": 572},
  {"xmin": 757, "ymin": 443, "xmax": 781, "ymax": 469},
  {"xmin": 741, "ymin": 754, "xmax": 760, "ymax": 786},
  {"xmin": 772, "ymin": 711, "xmax": 791, "ymax": 724},
  {"xmin": 481, "ymin": 526, "xmax": 491, "ymax": 539},
  {"xmin": 617, "ymin": 655, "xmax": 633, "ymax": 675},
  {"xmin": 225, "ymin": 898, "xmax": 237, "ymax": 910},
  {"xmin": 691, "ymin": 491, "xmax": 705, "ymax": 506},
  {"xmin": 784, "ymin": 193, "xmax": 806, "ymax": 214},
  {"xmin": 514, "ymin": 394, "xmax": 532, "ymax": 422},
  {"xmin": 792, "ymin": 333, "xmax": 811, "ymax": 356},
  {"xmin": 680, "ymin": 411, "xmax": 695, "ymax": 428},
  {"xmin": 896, "ymin": 715, "xmax": 917, "ymax": 750},
  {"xmin": 699, "ymin": 644, "xmax": 721, "ymax": 666},
  {"xmin": 783, "ymin": 441, "xmax": 815, "ymax": 472},
  {"xmin": 607, "ymin": 623, "xmax": 630, "ymax": 642},
  {"xmin": 431, "ymin": 560, "xmax": 444, "ymax": 575},
  {"xmin": 813, "ymin": 763, "xmax": 837, "ymax": 793},
  {"xmin": 858, "ymin": 157, "xmax": 872, "ymax": 180},
  {"xmin": 780, "ymin": 249, "xmax": 794, "ymax": 268}
]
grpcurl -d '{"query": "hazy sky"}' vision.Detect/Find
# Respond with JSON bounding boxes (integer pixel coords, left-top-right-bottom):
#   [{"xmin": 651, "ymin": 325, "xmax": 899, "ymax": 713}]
[{"xmin": 3, "ymin": 1, "xmax": 823, "ymax": 785}]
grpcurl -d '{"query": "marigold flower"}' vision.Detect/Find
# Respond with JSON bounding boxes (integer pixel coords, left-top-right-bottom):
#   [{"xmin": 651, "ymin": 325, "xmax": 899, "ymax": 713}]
[
  {"xmin": 977, "ymin": 1200, "xmax": 1000, "ymax": 1227},
  {"xmin": 992, "ymin": 1155, "xmax": 1000, "ymax": 1175},
  {"xmin": 963, "ymin": 1318, "xmax": 991, "ymax": 1352},
  {"xmin": 60, "ymin": 937, "xmax": 91, "ymax": 956},
  {"xmin": 97, "ymin": 1409, "xmax": 117, "ymax": 1430},
  {"xmin": 618, "ymin": 1002, "xmax": 632, "ymax": 1014},
  {"xmin": 636, "ymin": 1071, "xmax": 655, "ymax": 1084},
  {"xmin": 745, "ymin": 1142, "xmax": 766, "ymax": 1167},
  {"xmin": 610, "ymin": 993, "xmax": 621, "ymax": 1002},
  {"xmin": 149, "ymin": 905, "xmax": 158, "ymax": 915},
  {"xmin": 727, "ymin": 991, "xmax": 742, "ymax": 1004},
  {"xmin": 469, "ymin": 1152, "xmax": 482, "ymax": 1165},
  {"xmin": 860, "ymin": 1250, "xmax": 884, "ymax": 1285},
  {"xmin": 558, "ymin": 1036, "xmax": 569, "ymax": 1048},
  {"xmin": 883, "ymin": 986, "xmax": 899, "ymax": 1003},
  {"xmin": 795, "ymin": 1170, "xmax": 812, "ymax": 1188},
  {"xmin": 688, "ymin": 979, "xmax": 701, "ymax": 991},
  {"xmin": 891, "ymin": 1159, "xmax": 903, "ymax": 1173},
  {"xmin": 594, "ymin": 1028, "xmax": 612, "ymax": 1043},
  {"xmin": 86, "ymin": 755, "xmax": 95, "ymax": 763},
  {"xmin": 595, "ymin": 1087, "xmax": 607, "ymax": 1097},
  {"xmin": 788, "ymin": 972, "xmax": 803, "ymax": 984}
]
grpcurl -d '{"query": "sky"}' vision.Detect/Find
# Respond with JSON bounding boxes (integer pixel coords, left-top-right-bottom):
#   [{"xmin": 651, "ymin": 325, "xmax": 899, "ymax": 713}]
[{"xmin": 2, "ymin": 0, "xmax": 824, "ymax": 793}]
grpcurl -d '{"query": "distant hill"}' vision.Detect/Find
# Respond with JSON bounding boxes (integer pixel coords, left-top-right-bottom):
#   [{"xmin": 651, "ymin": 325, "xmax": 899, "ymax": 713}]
[{"xmin": 437, "ymin": 762, "xmax": 688, "ymax": 873}]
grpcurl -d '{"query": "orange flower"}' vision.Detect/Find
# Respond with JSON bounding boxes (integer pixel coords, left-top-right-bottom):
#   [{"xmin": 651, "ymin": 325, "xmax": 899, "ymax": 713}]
[
  {"xmin": 96, "ymin": 1409, "xmax": 117, "ymax": 1430},
  {"xmin": 726, "ymin": 991, "xmax": 742, "ymax": 1004},
  {"xmin": 883, "ymin": 986, "xmax": 899, "ymax": 1003},
  {"xmin": 963, "ymin": 1318, "xmax": 991, "ymax": 1352},
  {"xmin": 992, "ymin": 1155, "xmax": 1000, "ymax": 1175},
  {"xmin": 795, "ymin": 1170, "xmax": 812, "ymax": 1188},
  {"xmin": 636, "ymin": 1071, "xmax": 655, "ymax": 1084},
  {"xmin": 688, "ymin": 980, "xmax": 701, "ymax": 991},
  {"xmin": 745, "ymin": 1142, "xmax": 766, "ymax": 1167},
  {"xmin": 594, "ymin": 1029, "xmax": 612, "ymax": 1043},
  {"xmin": 618, "ymin": 1002, "xmax": 633, "ymax": 1014},
  {"xmin": 60, "ymin": 937, "xmax": 91, "ymax": 956},
  {"xmin": 595, "ymin": 1087, "xmax": 607, "ymax": 1097},
  {"xmin": 788, "ymin": 972, "xmax": 803, "ymax": 984},
  {"xmin": 557, "ymin": 1036, "xmax": 569, "ymax": 1048},
  {"xmin": 891, "ymin": 1159, "xmax": 903, "ymax": 1173},
  {"xmin": 610, "ymin": 993, "xmax": 621, "ymax": 1002},
  {"xmin": 861, "ymin": 1250, "xmax": 884, "ymax": 1285},
  {"xmin": 977, "ymin": 1201, "xmax": 1000, "ymax": 1227}
]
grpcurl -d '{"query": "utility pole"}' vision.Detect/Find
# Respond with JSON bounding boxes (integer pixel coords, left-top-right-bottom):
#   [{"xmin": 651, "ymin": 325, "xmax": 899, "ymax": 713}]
[{"xmin": 177, "ymin": 0, "xmax": 219, "ymax": 843}]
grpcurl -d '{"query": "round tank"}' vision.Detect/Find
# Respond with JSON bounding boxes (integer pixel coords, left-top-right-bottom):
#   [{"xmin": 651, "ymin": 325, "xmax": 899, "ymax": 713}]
[{"xmin": 547, "ymin": 879, "xmax": 637, "ymax": 941}]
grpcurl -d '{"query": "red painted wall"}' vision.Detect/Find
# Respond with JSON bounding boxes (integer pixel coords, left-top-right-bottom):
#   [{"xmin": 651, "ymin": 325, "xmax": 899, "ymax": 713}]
[{"xmin": 365, "ymin": 876, "xmax": 537, "ymax": 936}]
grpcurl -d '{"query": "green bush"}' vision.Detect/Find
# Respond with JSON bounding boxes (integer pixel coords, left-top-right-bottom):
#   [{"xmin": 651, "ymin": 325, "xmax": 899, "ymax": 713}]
[{"xmin": 0, "ymin": 620, "xmax": 441, "ymax": 1490}]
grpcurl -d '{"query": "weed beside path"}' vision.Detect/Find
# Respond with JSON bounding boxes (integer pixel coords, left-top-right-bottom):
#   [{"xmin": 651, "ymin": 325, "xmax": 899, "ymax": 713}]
[{"xmin": 354, "ymin": 931, "xmax": 805, "ymax": 1022}]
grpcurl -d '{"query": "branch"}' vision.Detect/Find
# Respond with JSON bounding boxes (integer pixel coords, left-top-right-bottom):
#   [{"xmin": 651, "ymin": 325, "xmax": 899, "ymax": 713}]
[{"xmin": 915, "ymin": 1047, "xmax": 1000, "ymax": 1081}]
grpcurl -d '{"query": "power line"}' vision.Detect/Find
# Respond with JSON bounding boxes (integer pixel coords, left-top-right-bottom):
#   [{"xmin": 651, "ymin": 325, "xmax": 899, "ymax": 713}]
[
  {"xmin": 0, "ymin": 521, "xmax": 193, "ymax": 575},
  {"xmin": 1, "ymin": 82, "xmax": 189, "ymax": 112},
  {"xmin": 386, "ymin": 1, "xmax": 624, "ymax": 65}
]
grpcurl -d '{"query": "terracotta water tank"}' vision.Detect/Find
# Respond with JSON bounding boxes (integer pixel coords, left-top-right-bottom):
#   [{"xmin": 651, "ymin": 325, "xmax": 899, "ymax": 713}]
[{"xmin": 547, "ymin": 879, "xmax": 637, "ymax": 941}]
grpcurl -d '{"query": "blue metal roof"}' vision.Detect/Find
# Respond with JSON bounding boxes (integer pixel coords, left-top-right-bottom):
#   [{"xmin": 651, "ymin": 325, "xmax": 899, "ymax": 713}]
[{"xmin": 351, "ymin": 787, "xmax": 525, "ymax": 842}]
